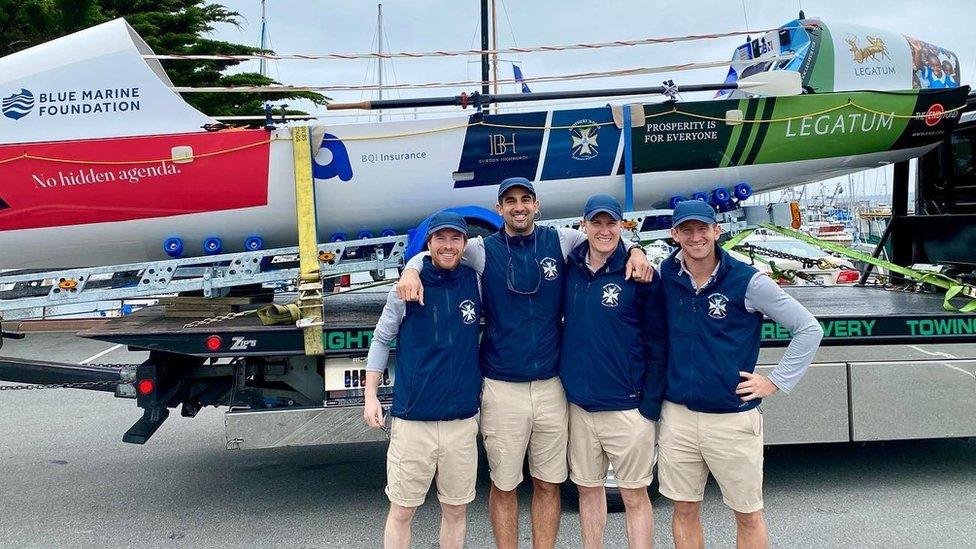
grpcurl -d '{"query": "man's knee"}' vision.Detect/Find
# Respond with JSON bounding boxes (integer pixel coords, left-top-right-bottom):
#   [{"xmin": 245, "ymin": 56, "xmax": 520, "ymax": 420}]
[
  {"xmin": 491, "ymin": 482, "xmax": 517, "ymax": 496},
  {"xmin": 577, "ymin": 485, "xmax": 605, "ymax": 501},
  {"xmin": 672, "ymin": 500, "xmax": 702, "ymax": 521},
  {"xmin": 389, "ymin": 503, "xmax": 418, "ymax": 523},
  {"xmin": 734, "ymin": 510, "xmax": 764, "ymax": 530},
  {"xmin": 440, "ymin": 503, "xmax": 467, "ymax": 521},
  {"xmin": 619, "ymin": 487, "xmax": 650, "ymax": 508},
  {"xmin": 532, "ymin": 477, "xmax": 560, "ymax": 497}
]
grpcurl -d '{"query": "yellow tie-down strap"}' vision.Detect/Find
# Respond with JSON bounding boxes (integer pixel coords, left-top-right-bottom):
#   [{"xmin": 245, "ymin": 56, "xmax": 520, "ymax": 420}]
[
  {"xmin": 756, "ymin": 224, "xmax": 976, "ymax": 313},
  {"xmin": 292, "ymin": 126, "xmax": 325, "ymax": 355}
]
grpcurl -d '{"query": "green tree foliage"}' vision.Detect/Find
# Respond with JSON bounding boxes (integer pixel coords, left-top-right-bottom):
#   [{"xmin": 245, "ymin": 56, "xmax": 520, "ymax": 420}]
[{"xmin": 0, "ymin": 0, "xmax": 326, "ymax": 116}]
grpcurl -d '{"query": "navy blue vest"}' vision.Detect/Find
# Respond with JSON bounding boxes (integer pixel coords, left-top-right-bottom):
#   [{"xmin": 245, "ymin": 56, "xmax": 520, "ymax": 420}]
[
  {"xmin": 661, "ymin": 246, "xmax": 764, "ymax": 413},
  {"xmin": 559, "ymin": 242, "xmax": 668, "ymax": 417},
  {"xmin": 480, "ymin": 226, "xmax": 565, "ymax": 382},
  {"xmin": 391, "ymin": 258, "xmax": 482, "ymax": 421}
]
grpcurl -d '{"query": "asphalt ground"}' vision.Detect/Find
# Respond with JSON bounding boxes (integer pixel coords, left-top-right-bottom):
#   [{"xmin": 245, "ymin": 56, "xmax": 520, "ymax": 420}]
[{"xmin": 1, "ymin": 335, "xmax": 975, "ymax": 548}]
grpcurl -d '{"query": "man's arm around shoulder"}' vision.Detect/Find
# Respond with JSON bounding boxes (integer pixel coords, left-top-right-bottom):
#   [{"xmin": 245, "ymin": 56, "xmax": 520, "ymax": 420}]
[{"xmin": 396, "ymin": 236, "xmax": 486, "ymax": 303}]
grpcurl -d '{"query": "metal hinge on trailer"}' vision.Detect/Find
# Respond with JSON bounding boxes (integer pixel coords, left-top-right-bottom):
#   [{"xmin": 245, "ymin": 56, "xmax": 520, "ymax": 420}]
[
  {"xmin": 0, "ymin": 234, "xmax": 409, "ymax": 320},
  {"xmin": 536, "ymin": 207, "xmax": 748, "ymax": 243}
]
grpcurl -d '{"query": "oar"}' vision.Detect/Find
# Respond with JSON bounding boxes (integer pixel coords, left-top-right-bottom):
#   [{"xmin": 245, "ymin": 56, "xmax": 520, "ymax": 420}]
[{"xmin": 327, "ymin": 71, "xmax": 802, "ymax": 110}]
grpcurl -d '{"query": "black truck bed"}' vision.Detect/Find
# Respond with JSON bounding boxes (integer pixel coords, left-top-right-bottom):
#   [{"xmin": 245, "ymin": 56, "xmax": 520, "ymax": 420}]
[{"xmin": 79, "ymin": 286, "xmax": 976, "ymax": 356}]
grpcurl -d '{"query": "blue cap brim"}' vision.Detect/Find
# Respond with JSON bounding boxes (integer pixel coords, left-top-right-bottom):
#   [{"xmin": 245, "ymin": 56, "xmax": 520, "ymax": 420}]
[
  {"xmin": 584, "ymin": 208, "xmax": 622, "ymax": 221},
  {"xmin": 427, "ymin": 223, "xmax": 467, "ymax": 237},
  {"xmin": 497, "ymin": 183, "xmax": 535, "ymax": 199},
  {"xmin": 673, "ymin": 214, "xmax": 717, "ymax": 226}
]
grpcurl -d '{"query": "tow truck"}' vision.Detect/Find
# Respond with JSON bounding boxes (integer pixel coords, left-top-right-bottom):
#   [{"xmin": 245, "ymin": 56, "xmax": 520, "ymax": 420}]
[{"xmin": 2, "ymin": 98, "xmax": 975, "ymax": 510}]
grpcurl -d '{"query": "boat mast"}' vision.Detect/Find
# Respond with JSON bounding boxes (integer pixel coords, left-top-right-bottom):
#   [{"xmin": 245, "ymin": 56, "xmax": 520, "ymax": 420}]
[
  {"xmin": 377, "ymin": 3, "xmax": 384, "ymax": 121},
  {"xmin": 480, "ymin": 0, "xmax": 490, "ymax": 101},
  {"xmin": 491, "ymin": 0, "xmax": 499, "ymax": 113},
  {"xmin": 259, "ymin": 0, "xmax": 268, "ymax": 77}
]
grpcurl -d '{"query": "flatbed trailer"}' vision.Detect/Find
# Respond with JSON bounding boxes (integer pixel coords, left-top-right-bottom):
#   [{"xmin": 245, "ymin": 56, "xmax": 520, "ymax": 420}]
[
  {"xmin": 1, "ymin": 89, "xmax": 974, "ymax": 473},
  {"xmin": 3, "ymin": 285, "xmax": 972, "ymax": 448}
]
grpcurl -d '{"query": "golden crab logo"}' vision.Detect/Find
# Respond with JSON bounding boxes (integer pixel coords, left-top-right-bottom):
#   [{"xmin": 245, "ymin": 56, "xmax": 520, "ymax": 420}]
[
  {"xmin": 846, "ymin": 35, "xmax": 891, "ymax": 63},
  {"xmin": 570, "ymin": 119, "xmax": 599, "ymax": 161}
]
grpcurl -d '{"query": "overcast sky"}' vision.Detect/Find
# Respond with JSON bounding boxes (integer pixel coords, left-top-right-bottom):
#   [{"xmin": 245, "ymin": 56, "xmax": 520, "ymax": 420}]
[{"xmin": 206, "ymin": 0, "xmax": 974, "ymax": 200}]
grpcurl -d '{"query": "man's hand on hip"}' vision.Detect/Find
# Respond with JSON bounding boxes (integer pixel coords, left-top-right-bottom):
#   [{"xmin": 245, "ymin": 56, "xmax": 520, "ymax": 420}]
[
  {"xmin": 396, "ymin": 269, "xmax": 425, "ymax": 305},
  {"xmin": 736, "ymin": 371, "xmax": 779, "ymax": 402}
]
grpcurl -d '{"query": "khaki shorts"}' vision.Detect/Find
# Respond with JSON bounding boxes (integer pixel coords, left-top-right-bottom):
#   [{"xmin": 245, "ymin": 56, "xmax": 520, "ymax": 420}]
[
  {"xmin": 568, "ymin": 404, "xmax": 657, "ymax": 489},
  {"xmin": 657, "ymin": 400, "xmax": 764, "ymax": 513},
  {"xmin": 385, "ymin": 416, "xmax": 479, "ymax": 507},
  {"xmin": 480, "ymin": 377, "xmax": 569, "ymax": 491}
]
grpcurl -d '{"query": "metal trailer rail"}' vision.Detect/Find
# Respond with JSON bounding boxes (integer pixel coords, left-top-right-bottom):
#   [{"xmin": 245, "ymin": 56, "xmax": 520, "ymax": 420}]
[{"xmin": 0, "ymin": 205, "xmax": 746, "ymax": 321}]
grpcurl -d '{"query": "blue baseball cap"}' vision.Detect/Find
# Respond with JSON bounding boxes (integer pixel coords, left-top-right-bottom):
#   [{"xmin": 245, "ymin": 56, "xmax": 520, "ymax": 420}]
[
  {"xmin": 672, "ymin": 200, "xmax": 717, "ymax": 227},
  {"xmin": 426, "ymin": 211, "xmax": 468, "ymax": 239},
  {"xmin": 497, "ymin": 177, "xmax": 536, "ymax": 201},
  {"xmin": 583, "ymin": 194, "xmax": 623, "ymax": 221}
]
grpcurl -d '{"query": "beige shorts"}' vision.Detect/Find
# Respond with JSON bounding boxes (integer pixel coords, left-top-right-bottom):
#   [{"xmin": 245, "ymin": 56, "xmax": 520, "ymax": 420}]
[
  {"xmin": 480, "ymin": 377, "xmax": 569, "ymax": 491},
  {"xmin": 568, "ymin": 404, "xmax": 657, "ymax": 489},
  {"xmin": 657, "ymin": 400, "xmax": 764, "ymax": 513},
  {"xmin": 385, "ymin": 416, "xmax": 479, "ymax": 507}
]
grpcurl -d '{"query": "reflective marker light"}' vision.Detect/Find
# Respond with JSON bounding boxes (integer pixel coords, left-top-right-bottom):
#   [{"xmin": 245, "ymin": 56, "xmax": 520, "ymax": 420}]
[
  {"xmin": 836, "ymin": 270, "xmax": 860, "ymax": 284},
  {"xmin": 205, "ymin": 335, "xmax": 223, "ymax": 351},
  {"xmin": 137, "ymin": 379, "xmax": 155, "ymax": 396}
]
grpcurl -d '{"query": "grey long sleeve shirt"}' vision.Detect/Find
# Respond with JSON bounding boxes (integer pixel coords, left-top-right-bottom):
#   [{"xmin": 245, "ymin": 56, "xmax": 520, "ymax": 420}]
[
  {"xmin": 743, "ymin": 273, "xmax": 823, "ymax": 393},
  {"xmin": 677, "ymin": 251, "xmax": 823, "ymax": 394}
]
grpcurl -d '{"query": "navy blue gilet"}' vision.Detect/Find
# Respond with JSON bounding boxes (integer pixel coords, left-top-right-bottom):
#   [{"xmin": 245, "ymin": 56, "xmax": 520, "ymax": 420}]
[
  {"xmin": 391, "ymin": 257, "xmax": 482, "ymax": 421},
  {"xmin": 660, "ymin": 246, "xmax": 764, "ymax": 413},
  {"xmin": 559, "ymin": 242, "xmax": 668, "ymax": 418},
  {"xmin": 480, "ymin": 226, "xmax": 564, "ymax": 382}
]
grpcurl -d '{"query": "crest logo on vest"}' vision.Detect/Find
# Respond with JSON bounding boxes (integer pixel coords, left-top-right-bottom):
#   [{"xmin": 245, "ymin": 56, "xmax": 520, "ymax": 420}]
[
  {"xmin": 707, "ymin": 293, "xmax": 729, "ymax": 319},
  {"xmin": 601, "ymin": 283, "xmax": 621, "ymax": 308},
  {"xmin": 459, "ymin": 300, "xmax": 478, "ymax": 324},
  {"xmin": 540, "ymin": 257, "xmax": 559, "ymax": 280}
]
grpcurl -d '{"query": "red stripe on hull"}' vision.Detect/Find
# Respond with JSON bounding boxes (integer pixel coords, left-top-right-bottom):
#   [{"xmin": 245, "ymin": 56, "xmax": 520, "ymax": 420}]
[{"xmin": 0, "ymin": 130, "xmax": 271, "ymax": 230}]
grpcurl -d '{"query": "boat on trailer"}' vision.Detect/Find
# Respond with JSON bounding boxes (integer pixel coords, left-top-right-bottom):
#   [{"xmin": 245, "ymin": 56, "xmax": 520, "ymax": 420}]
[{"xmin": 0, "ymin": 17, "xmax": 967, "ymax": 269}]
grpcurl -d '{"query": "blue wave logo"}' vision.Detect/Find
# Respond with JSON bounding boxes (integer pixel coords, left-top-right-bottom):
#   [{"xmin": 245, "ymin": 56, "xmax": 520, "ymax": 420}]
[{"xmin": 2, "ymin": 88, "xmax": 35, "ymax": 120}]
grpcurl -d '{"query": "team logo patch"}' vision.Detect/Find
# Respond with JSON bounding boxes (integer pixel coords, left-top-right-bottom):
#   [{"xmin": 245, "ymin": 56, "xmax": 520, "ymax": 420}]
[
  {"xmin": 540, "ymin": 257, "xmax": 559, "ymax": 280},
  {"xmin": 459, "ymin": 300, "xmax": 477, "ymax": 324},
  {"xmin": 707, "ymin": 293, "xmax": 729, "ymax": 319},
  {"xmin": 570, "ymin": 119, "xmax": 599, "ymax": 161},
  {"xmin": 601, "ymin": 283, "xmax": 621, "ymax": 307}
]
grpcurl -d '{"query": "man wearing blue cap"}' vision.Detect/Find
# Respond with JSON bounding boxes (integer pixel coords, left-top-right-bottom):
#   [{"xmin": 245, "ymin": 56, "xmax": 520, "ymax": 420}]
[
  {"xmin": 396, "ymin": 177, "xmax": 652, "ymax": 549},
  {"xmin": 658, "ymin": 200, "xmax": 823, "ymax": 549},
  {"xmin": 364, "ymin": 211, "xmax": 482, "ymax": 549},
  {"xmin": 560, "ymin": 194, "xmax": 668, "ymax": 549}
]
